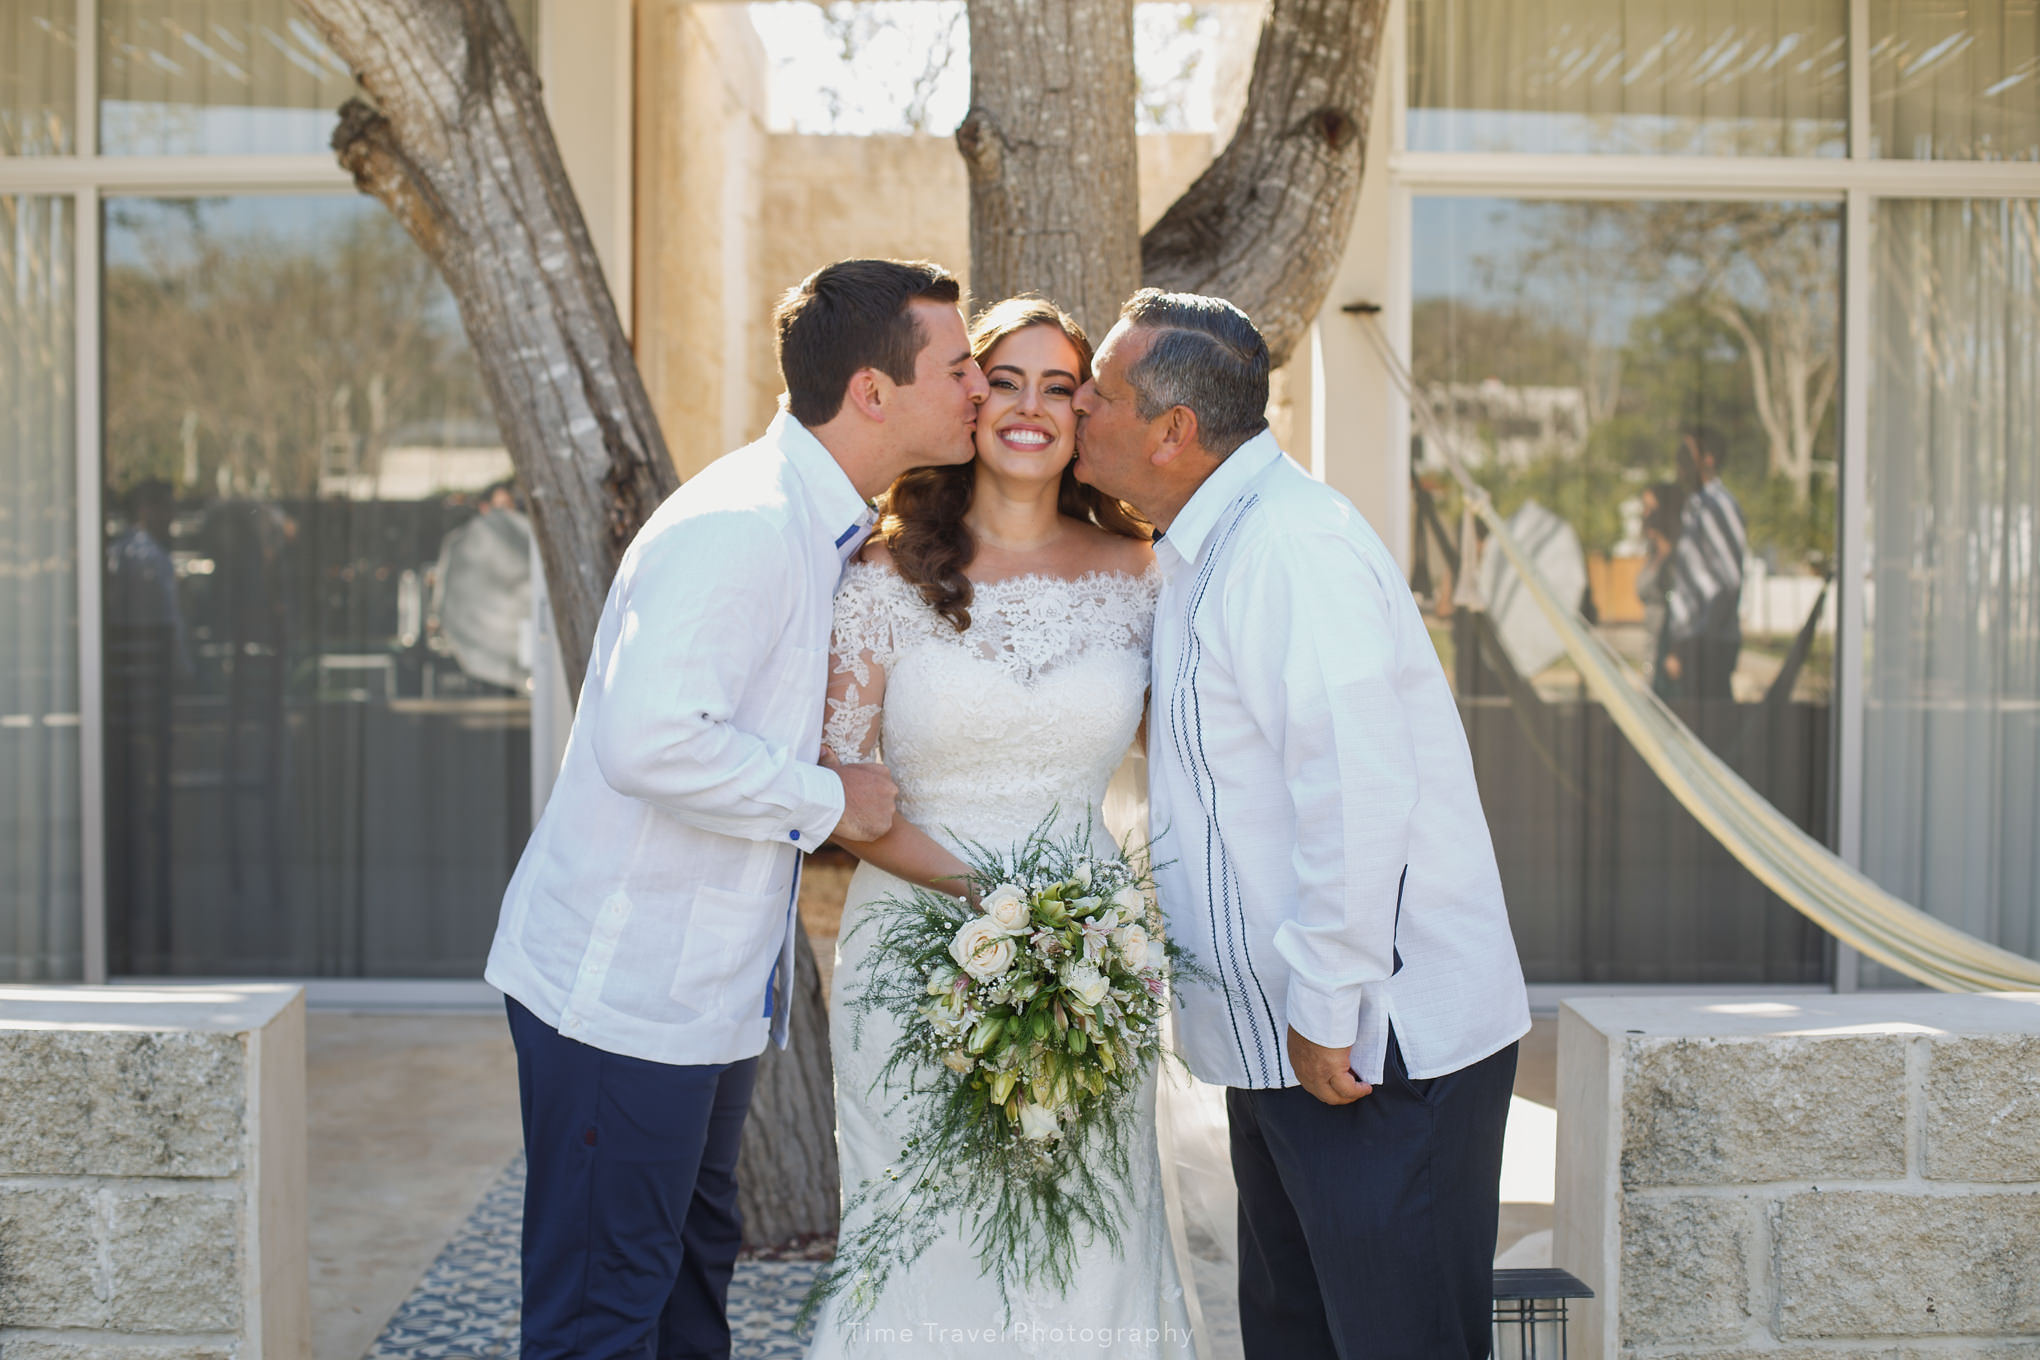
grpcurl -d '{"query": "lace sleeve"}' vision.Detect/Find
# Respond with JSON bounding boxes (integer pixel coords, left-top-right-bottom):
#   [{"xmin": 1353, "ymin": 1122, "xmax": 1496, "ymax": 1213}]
[{"xmin": 823, "ymin": 562, "xmax": 901, "ymax": 763}]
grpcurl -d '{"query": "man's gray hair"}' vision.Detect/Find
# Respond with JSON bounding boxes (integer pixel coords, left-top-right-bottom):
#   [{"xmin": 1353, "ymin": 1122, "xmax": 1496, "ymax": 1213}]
[{"xmin": 1119, "ymin": 288, "xmax": 1270, "ymax": 457}]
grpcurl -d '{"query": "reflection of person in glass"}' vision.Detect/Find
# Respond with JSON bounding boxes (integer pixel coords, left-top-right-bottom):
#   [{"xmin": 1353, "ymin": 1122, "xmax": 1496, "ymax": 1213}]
[
  {"xmin": 1661, "ymin": 426, "xmax": 1747, "ymax": 702},
  {"xmin": 1634, "ymin": 480, "xmax": 1686, "ymax": 698},
  {"xmin": 430, "ymin": 479, "xmax": 533, "ymax": 692},
  {"xmin": 105, "ymin": 479, "xmax": 190, "ymax": 966}
]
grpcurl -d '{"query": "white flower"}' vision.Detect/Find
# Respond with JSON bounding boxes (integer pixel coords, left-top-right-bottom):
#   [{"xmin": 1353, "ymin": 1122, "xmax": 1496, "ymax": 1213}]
[
  {"xmin": 1060, "ymin": 959, "xmax": 1112, "ymax": 1008},
  {"xmin": 980, "ymin": 883, "xmax": 1032, "ymax": 935},
  {"xmin": 1111, "ymin": 885, "xmax": 1147, "ymax": 918},
  {"xmin": 950, "ymin": 917, "xmax": 1016, "ymax": 980},
  {"xmin": 943, "ymin": 1049, "xmax": 975, "ymax": 1075},
  {"xmin": 925, "ymin": 966, "xmax": 960, "ymax": 996},
  {"xmin": 1113, "ymin": 922, "xmax": 1151, "ymax": 968},
  {"xmin": 1143, "ymin": 941, "xmax": 1166, "ymax": 972},
  {"xmin": 1073, "ymin": 860, "xmax": 1094, "ymax": 889},
  {"xmin": 1018, "ymin": 1101, "xmax": 1061, "ymax": 1142}
]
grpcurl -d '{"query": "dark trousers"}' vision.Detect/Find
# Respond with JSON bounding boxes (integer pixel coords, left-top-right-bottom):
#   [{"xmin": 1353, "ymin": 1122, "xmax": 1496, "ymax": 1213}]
[
  {"xmin": 1229, "ymin": 1033, "xmax": 1518, "ymax": 1360},
  {"xmin": 507, "ymin": 998, "xmax": 759, "ymax": 1360}
]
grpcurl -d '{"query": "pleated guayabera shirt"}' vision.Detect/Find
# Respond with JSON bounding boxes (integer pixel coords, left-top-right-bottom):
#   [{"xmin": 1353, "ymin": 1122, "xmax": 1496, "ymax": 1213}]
[
  {"xmin": 486, "ymin": 411, "xmax": 873, "ymax": 1067},
  {"xmin": 1147, "ymin": 432, "xmax": 1530, "ymax": 1089}
]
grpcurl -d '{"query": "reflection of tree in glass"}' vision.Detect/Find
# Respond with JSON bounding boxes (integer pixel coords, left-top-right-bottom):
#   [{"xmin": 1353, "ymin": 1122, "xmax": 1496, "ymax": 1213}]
[
  {"xmin": 1416, "ymin": 199, "xmax": 1838, "ymax": 571},
  {"xmin": 103, "ymin": 201, "xmax": 491, "ymax": 500}
]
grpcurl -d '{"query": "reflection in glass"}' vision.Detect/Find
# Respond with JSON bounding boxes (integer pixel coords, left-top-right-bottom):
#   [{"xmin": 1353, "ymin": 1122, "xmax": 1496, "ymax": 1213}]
[
  {"xmin": 103, "ymin": 195, "xmax": 532, "ymax": 977},
  {"xmin": 1408, "ymin": 0, "xmax": 1848, "ymax": 156},
  {"xmin": 1411, "ymin": 197, "xmax": 1840, "ymax": 983},
  {"xmin": 1, "ymin": 1, "xmax": 76, "ymax": 155},
  {"xmin": 1, "ymin": 196, "xmax": 81, "ymax": 980},
  {"xmin": 1871, "ymin": 0, "xmax": 2040, "ymax": 160},
  {"xmin": 97, "ymin": 0, "xmax": 536, "ymax": 156},
  {"xmin": 1864, "ymin": 200, "xmax": 2040, "ymax": 981}
]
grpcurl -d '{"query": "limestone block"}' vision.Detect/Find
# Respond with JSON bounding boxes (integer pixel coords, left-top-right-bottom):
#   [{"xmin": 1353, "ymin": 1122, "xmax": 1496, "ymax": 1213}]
[
  {"xmin": 1775, "ymin": 1190, "xmax": 2040, "ymax": 1338},
  {"xmin": 0, "ymin": 1343, "xmax": 238, "ymax": 1360},
  {"xmin": 1924, "ymin": 1036, "xmax": 2040, "ymax": 1182},
  {"xmin": 1618, "ymin": 1194, "xmax": 1751, "ymax": 1348},
  {"xmin": 0, "ymin": 1028, "xmax": 246, "ymax": 1178},
  {"xmin": 0, "ymin": 984, "xmax": 306, "ymax": 1359},
  {"xmin": 1621, "ymin": 1035, "xmax": 1906, "ymax": 1187},
  {"xmin": 0, "ymin": 1186, "xmax": 106, "ymax": 1328},
  {"xmin": 105, "ymin": 1188, "xmax": 243, "ymax": 1331}
]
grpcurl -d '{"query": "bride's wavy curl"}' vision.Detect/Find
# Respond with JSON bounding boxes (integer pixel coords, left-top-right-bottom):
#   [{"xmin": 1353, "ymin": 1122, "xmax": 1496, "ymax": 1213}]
[{"xmin": 880, "ymin": 297, "xmax": 1151, "ymax": 632}]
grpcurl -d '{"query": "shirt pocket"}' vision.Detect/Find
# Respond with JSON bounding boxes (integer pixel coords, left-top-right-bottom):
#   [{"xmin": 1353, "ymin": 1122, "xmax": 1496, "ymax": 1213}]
[{"xmin": 668, "ymin": 883, "xmax": 788, "ymax": 1017}]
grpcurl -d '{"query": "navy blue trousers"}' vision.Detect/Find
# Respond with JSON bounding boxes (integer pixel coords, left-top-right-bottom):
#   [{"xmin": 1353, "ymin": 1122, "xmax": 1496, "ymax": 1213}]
[
  {"xmin": 507, "ymin": 998, "xmax": 759, "ymax": 1360},
  {"xmin": 1228, "ymin": 1033, "xmax": 1518, "ymax": 1360}
]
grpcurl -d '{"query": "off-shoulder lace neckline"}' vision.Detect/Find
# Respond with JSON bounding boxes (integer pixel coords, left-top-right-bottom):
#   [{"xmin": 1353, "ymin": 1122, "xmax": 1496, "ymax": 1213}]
[{"xmin": 842, "ymin": 559, "xmax": 1160, "ymax": 595}]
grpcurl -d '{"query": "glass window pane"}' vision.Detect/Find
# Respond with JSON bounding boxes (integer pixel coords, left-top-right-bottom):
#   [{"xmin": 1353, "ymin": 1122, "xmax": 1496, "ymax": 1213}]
[
  {"xmin": 1871, "ymin": 0, "xmax": 2040, "ymax": 160},
  {"xmin": 1863, "ymin": 199, "xmax": 2040, "ymax": 983},
  {"xmin": 103, "ymin": 195, "xmax": 532, "ymax": 977},
  {"xmin": 1, "ymin": 195, "xmax": 81, "ymax": 980},
  {"xmin": 1408, "ymin": 0, "xmax": 1849, "ymax": 156},
  {"xmin": 1411, "ymin": 197, "xmax": 1840, "ymax": 984},
  {"xmin": 97, "ymin": 0, "xmax": 536, "ymax": 157},
  {"xmin": 1, "ymin": 0, "xmax": 77, "ymax": 155}
]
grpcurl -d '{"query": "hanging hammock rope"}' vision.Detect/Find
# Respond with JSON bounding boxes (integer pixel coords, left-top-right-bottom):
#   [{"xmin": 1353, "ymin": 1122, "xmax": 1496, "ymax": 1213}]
[{"xmin": 1352, "ymin": 307, "xmax": 2040, "ymax": 993}]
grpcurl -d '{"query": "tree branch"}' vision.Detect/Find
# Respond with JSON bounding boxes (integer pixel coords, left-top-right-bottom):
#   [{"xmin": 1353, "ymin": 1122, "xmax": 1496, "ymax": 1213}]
[{"xmin": 1140, "ymin": 0, "xmax": 1386, "ymax": 366}]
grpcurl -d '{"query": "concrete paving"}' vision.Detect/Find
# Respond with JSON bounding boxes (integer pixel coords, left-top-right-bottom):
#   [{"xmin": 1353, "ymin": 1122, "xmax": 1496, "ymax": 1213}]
[
  {"xmin": 305, "ymin": 1005, "xmax": 1559, "ymax": 1358},
  {"xmin": 308, "ymin": 1012, "xmax": 522, "ymax": 1360}
]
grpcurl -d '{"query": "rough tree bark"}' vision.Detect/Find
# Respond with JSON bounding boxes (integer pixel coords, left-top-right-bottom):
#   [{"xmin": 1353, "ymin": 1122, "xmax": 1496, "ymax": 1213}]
[
  {"xmin": 958, "ymin": 0, "xmax": 1142, "ymax": 341},
  {"xmin": 1138, "ymin": 0, "xmax": 1388, "ymax": 367},
  {"xmin": 295, "ymin": 0, "xmax": 838, "ymax": 1248}
]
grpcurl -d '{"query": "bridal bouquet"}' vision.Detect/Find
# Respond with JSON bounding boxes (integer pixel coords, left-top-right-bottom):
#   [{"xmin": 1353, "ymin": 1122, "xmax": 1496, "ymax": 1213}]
[{"xmin": 807, "ymin": 813, "xmax": 1200, "ymax": 1322}]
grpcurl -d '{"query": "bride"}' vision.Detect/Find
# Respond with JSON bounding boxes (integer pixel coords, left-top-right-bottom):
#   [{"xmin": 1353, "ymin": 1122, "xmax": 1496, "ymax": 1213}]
[{"xmin": 806, "ymin": 296, "xmax": 1197, "ymax": 1357}]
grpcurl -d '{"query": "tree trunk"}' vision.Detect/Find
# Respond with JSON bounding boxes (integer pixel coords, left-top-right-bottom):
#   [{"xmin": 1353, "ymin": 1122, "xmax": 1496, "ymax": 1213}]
[
  {"xmin": 1140, "ymin": 0, "xmax": 1388, "ymax": 367},
  {"xmin": 295, "ymin": 0, "xmax": 673, "ymax": 699},
  {"xmin": 295, "ymin": 0, "xmax": 839, "ymax": 1248},
  {"xmin": 958, "ymin": 0, "xmax": 1141, "ymax": 340},
  {"xmin": 733, "ymin": 920, "xmax": 841, "ymax": 1247}
]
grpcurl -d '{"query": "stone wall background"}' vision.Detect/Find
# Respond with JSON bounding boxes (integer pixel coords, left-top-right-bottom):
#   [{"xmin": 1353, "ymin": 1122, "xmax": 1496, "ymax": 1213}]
[{"xmin": 1558, "ymin": 996, "xmax": 2040, "ymax": 1359}]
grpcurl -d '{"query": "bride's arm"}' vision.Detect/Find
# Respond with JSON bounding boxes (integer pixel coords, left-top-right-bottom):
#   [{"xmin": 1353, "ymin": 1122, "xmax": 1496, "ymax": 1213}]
[{"xmin": 822, "ymin": 625, "xmax": 975, "ymax": 901}]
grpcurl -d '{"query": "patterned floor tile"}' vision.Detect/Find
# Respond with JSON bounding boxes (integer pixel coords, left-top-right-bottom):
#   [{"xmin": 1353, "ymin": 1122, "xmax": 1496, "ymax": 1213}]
[{"xmin": 363, "ymin": 1155, "xmax": 818, "ymax": 1360}]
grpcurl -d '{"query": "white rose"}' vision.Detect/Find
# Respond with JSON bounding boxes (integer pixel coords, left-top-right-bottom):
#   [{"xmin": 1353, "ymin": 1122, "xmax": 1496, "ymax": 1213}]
[
  {"xmin": 950, "ymin": 917, "xmax": 1016, "ymax": 980},
  {"xmin": 1060, "ymin": 960, "xmax": 1111, "ymax": 1008},
  {"xmin": 1144, "ymin": 940, "xmax": 1166, "ymax": 972},
  {"xmin": 1018, "ymin": 1101, "xmax": 1061, "ymax": 1142},
  {"xmin": 943, "ymin": 1049, "xmax": 975, "ymax": 1075},
  {"xmin": 980, "ymin": 884, "xmax": 1032, "ymax": 935},
  {"xmin": 1113, "ymin": 922, "xmax": 1150, "ymax": 968},
  {"xmin": 1111, "ymin": 885, "xmax": 1147, "ymax": 918}
]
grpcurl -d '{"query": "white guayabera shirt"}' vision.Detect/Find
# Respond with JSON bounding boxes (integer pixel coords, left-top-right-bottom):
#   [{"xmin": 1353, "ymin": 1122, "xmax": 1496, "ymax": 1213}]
[
  {"xmin": 1149, "ymin": 432, "xmax": 1530, "ymax": 1089},
  {"xmin": 486, "ymin": 411, "xmax": 874, "ymax": 1067}
]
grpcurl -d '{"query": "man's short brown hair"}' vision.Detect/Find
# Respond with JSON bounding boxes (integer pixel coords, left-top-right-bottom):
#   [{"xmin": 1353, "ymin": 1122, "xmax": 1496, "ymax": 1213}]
[{"xmin": 773, "ymin": 259, "xmax": 962, "ymax": 426}]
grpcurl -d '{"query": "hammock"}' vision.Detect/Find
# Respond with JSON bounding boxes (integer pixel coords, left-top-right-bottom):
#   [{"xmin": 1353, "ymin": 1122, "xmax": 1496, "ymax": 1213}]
[{"xmin": 1353, "ymin": 308, "xmax": 2040, "ymax": 993}]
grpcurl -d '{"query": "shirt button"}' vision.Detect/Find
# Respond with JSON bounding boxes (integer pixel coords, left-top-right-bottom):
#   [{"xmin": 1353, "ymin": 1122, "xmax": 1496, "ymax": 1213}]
[{"xmin": 789, "ymin": 829, "xmax": 800, "ymax": 842}]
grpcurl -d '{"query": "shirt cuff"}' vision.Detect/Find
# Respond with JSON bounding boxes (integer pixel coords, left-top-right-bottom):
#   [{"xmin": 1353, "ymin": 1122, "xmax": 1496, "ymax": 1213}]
[
  {"xmin": 1284, "ymin": 974, "xmax": 1363, "ymax": 1051},
  {"xmin": 784, "ymin": 759, "xmax": 845, "ymax": 853}
]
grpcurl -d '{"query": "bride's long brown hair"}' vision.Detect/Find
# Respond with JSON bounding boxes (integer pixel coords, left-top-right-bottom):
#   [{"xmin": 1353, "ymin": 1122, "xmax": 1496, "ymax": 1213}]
[{"xmin": 880, "ymin": 296, "xmax": 1150, "ymax": 632}]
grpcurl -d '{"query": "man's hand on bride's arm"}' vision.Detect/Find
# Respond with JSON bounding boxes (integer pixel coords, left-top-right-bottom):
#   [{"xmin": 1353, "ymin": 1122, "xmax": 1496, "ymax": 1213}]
[
  {"xmin": 822, "ymin": 748, "xmax": 899, "ymax": 842},
  {"xmin": 1287, "ymin": 1027, "xmax": 1374, "ymax": 1106}
]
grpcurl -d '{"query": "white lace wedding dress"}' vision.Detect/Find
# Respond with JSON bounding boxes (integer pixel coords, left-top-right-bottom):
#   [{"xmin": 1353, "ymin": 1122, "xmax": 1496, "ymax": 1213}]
[{"xmin": 805, "ymin": 560, "xmax": 1197, "ymax": 1359}]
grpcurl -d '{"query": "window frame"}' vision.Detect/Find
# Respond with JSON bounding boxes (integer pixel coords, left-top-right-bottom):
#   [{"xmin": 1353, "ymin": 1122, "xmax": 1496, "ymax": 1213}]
[
  {"xmin": 0, "ymin": 0, "xmax": 566, "ymax": 987},
  {"xmin": 1383, "ymin": 0, "xmax": 2040, "ymax": 991}
]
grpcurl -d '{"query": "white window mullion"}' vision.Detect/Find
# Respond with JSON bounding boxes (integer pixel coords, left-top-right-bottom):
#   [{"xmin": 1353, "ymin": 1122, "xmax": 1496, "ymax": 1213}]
[
  {"xmin": 1850, "ymin": 0, "xmax": 1871, "ymax": 162},
  {"xmin": 76, "ymin": 180, "xmax": 105, "ymax": 986},
  {"xmin": 75, "ymin": 0, "xmax": 94, "ymax": 158},
  {"xmin": 1831, "ymin": 184, "xmax": 1874, "ymax": 994}
]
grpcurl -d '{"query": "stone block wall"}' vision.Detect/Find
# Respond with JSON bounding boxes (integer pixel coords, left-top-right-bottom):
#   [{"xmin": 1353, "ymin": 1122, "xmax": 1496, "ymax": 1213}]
[
  {"xmin": 0, "ymin": 985, "xmax": 307, "ymax": 1360},
  {"xmin": 1557, "ymin": 994, "xmax": 2040, "ymax": 1359}
]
